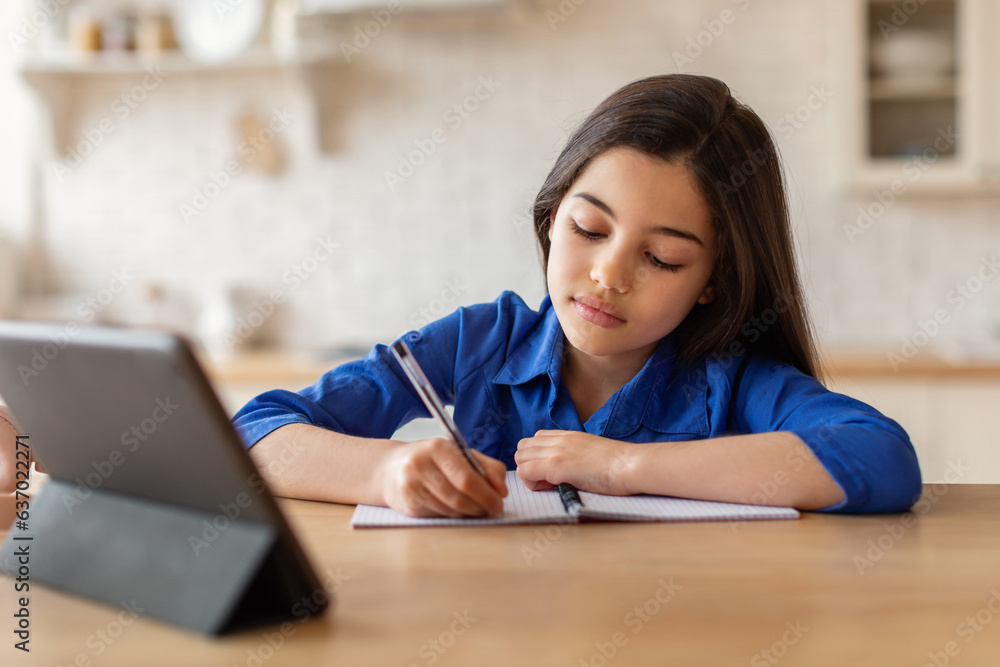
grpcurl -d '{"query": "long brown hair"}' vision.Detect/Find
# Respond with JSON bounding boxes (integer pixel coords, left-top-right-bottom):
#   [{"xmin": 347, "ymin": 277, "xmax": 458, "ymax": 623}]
[{"xmin": 532, "ymin": 74, "xmax": 822, "ymax": 380}]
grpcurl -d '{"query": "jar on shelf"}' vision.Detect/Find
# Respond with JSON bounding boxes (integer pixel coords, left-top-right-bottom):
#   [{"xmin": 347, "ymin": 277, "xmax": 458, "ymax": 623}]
[{"xmin": 67, "ymin": 8, "xmax": 102, "ymax": 53}]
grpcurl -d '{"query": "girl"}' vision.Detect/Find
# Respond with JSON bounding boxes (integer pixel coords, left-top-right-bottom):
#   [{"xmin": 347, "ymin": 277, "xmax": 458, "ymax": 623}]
[{"xmin": 234, "ymin": 74, "xmax": 922, "ymax": 518}]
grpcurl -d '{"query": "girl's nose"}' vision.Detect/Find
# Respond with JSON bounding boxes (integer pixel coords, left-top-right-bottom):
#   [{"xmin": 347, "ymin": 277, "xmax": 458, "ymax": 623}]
[{"xmin": 590, "ymin": 247, "xmax": 632, "ymax": 293}]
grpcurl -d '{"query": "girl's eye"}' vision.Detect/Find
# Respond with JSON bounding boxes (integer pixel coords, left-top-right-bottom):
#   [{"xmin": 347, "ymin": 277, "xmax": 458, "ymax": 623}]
[
  {"xmin": 571, "ymin": 223, "xmax": 602, "ymax": 240},
  {"xmin": 572, "ymin": 222, "xmax": 682, "ymax": 272},
  {"xmin": 647, "ymin": 254, "xmax": 682, "ymax": 273}
]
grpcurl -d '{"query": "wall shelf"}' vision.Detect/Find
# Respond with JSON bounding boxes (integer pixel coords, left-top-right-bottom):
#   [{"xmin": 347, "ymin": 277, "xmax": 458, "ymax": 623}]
[
  {"xmin": 16, "ymin": 41, "xmax": 344, "ymax": 160},
  {"xmin": 868, "ymin": 77, "xmax": 956, "ymax": 101},
  {"xmin": 17, "ymin": 45, "xmax": 336, "ymax": 76}
]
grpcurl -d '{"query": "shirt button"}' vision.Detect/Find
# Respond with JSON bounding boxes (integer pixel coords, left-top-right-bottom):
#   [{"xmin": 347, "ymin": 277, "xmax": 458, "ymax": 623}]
[{"xmin": 405, "ymin": 331, "xmax": 422, "ymax": 343}]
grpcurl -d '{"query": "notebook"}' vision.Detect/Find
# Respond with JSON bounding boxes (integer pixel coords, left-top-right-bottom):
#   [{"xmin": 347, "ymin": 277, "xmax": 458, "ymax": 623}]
[{"xmin": 351, "ymin": 471, "xmax": 800, "ymax": 528}]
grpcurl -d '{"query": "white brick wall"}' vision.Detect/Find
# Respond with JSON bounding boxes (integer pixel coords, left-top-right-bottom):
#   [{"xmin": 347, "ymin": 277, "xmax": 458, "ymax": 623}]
[{"xmin": 3, "ymin": 0, "xmax": 999, "ymax": 356}]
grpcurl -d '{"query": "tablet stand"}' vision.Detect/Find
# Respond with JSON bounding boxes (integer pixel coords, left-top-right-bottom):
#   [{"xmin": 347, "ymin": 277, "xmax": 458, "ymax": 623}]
[{"xmin": 0, "ymin": 479, "xmax": 303, "ymax": 635}]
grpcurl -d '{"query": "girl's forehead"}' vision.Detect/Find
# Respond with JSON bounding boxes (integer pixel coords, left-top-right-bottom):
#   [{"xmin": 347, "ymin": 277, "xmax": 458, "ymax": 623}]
[{"xmin": 561, "ymin": 148, "xmax": 714, "ymax": 247}]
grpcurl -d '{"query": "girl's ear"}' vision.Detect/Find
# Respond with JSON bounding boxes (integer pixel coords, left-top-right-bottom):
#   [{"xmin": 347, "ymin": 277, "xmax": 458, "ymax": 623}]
[{"xmin": 697, "ymin": 284, "xmax": 716, "ymax": 305}]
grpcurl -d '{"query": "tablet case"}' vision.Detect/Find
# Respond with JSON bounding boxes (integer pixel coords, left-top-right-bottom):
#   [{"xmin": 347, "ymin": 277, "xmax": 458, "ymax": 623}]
[{"xmin": 0, "ymin": 322, "xmax": 328, "ymax": 635}]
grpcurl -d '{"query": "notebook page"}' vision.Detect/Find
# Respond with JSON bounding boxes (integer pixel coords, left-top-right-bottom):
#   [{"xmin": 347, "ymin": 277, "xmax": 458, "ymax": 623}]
[
  {"xmin": 351, "ymin": 471, "xmax": 572, "ymax": 528},
  {"xmin": 576, "ymin": 490, "xmax": 800, "ymax": 522}
]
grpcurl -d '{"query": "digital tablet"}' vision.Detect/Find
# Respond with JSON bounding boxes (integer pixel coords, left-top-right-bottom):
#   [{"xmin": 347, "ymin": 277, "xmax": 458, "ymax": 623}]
[{"xmin": 0, "ymin": 321, "xmax": 328, "ymax": 635}]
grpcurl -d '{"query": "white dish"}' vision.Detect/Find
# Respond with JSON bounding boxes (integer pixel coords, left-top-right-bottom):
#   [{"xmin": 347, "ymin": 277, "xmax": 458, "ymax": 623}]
[
  {"xmin": 173, "ymin": 0, "xmax": 266, "ymax": 64},
  {"xmin": 870, "ymin": 29, "xmax": 955, "ymax": 81}
]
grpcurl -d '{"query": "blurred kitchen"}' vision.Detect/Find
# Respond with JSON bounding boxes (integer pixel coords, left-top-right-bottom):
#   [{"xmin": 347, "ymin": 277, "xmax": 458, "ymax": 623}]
[{"xmin": 0, "ymin": 0, "xmax": 998, "ymax": 482}]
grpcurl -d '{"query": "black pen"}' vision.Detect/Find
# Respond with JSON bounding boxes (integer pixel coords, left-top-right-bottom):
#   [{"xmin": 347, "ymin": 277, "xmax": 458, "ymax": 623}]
[
  {"xmin": 390, "ymin": 340, "xmax": 487, "ymax": 477},
  {"xmin": 557, "ymin": 483, "xmax": 584, "ymax": 517}
]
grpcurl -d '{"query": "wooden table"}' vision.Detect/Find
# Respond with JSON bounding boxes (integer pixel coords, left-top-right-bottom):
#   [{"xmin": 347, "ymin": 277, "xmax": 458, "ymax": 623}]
[{"xmin": 3, "ymin": 485, "xmax": 1000, "ymax": 667}]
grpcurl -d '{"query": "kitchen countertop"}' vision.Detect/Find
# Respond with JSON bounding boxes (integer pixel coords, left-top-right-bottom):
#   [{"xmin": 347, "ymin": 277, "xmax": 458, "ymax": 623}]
[{"xmin": 198, "ymin": 347, "xmax": 1000, "ymax": 385}]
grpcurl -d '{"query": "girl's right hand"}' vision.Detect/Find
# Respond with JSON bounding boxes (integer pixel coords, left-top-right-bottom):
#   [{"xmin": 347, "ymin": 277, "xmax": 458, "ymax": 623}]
[{"xmin": 378, "ymin": 438, "xmax": 508, "ymax": 518}]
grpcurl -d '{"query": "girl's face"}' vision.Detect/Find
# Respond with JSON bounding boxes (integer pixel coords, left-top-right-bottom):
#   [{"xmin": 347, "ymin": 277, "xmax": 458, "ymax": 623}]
[{"xmin": 547, "ymin": 146, "xmax": 717, "ymax": 363}]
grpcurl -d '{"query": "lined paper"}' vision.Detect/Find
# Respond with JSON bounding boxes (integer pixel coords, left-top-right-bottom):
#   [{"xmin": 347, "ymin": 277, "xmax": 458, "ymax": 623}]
[
  {"xmin": 351, "ymin": 472, "xmax": 571, "ymax": 528},
  {"xmin": 577, "ymin": 490, "xmax": 800, "ymax": 522},
  {"xmin": 350, "ymin": 471, "xmax": 799, "ymax": 528}
]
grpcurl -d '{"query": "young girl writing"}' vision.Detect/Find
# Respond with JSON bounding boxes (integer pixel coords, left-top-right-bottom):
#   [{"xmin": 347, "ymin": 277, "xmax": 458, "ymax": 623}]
[{"xmin": 233, "ymin": 74, "xmax": 922, "ymax": 518}]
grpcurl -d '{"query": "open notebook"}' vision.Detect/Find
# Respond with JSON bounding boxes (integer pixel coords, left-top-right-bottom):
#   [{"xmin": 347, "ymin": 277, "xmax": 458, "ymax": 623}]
[{"xmin": 351, "ymin": 471, "xmax": 800, "ymax": 528}]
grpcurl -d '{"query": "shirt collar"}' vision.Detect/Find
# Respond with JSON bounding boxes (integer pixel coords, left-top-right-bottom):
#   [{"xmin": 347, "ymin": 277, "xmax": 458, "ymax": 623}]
[
  {"xmin": 493, "ymin": 293, "xmax": 564, "ymax": 386},
  {"xmin": 493, "ymin": 294, "xmax": 710, "ymax": 438}
]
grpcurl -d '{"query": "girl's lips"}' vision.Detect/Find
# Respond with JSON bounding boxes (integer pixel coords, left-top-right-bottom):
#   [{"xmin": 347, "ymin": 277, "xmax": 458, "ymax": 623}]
[{"xmin": 572, "ymin": 298, "xmax": 625, "ymax": 328}]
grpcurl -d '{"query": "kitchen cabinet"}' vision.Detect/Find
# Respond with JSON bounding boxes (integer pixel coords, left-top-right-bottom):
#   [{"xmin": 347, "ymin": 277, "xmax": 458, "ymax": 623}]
[
  {"xmin": 828, "ymin": 0, "xmax": 1000, "ymax": 195},
  {"xmin": 825, "ymin": 354, "xmax": 1000, "ymax": 483}
]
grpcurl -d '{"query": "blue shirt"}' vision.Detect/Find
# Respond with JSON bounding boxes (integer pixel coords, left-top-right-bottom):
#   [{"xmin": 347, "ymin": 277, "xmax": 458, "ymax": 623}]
[{"xmin": 232, "ymin": 291, "xmax": 922, "ymax": 513}]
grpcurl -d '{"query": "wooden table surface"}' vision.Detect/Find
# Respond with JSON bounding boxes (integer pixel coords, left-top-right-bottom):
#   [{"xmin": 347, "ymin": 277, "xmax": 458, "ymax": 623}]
[{"xmin": 3, "ymin": 484, "xmax": 1000, "ymax": 667}]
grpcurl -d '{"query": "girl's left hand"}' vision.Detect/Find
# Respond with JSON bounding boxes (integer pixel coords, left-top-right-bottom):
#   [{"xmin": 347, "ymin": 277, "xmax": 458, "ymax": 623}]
[{"xmin": 514, "ymin": 429, "xmax": 638, "ymax": 496}]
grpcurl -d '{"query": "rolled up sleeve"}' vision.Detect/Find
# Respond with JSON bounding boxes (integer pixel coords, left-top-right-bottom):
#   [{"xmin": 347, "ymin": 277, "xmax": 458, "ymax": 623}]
[
  {"xmin": 729, "ymin": 357, "xmax": 923, "ymax": 513},
  {"xmin": 231, "ymin": 315, "xmax": 462, "ymax": 449},
  {"xmin": 231, "ymin": 291, "xmax": 524, "ymax": 449}
]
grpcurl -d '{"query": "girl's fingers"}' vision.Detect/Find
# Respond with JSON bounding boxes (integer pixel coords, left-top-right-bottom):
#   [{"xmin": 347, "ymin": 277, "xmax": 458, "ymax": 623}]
[
  {"xmin": 472, "ymin": 450, "xmax": 509, "ymax": 497},
  {"xmin": 406, "ymin": 486, "xmax": 463, "ymax": 518},
  {"xmin": 515, "ymin": 461, "xmax": 556, "ymax": 490},
  {"xmin": 429, "ymin": 447, "xmax": 506, "ymax": 516},
  {"xmin": 420, "ymin": 458, "xmax": 487, "ymax": 516}
]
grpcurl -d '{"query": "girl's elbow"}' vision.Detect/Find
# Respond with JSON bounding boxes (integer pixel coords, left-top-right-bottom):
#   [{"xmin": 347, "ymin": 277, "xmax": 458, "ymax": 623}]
[{"xmin": 867, "ymin": 435, "xmax": 924, "ymax": 513}]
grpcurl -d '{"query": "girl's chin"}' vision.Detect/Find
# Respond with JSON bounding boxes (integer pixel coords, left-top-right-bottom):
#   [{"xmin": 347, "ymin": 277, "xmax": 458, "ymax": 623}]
[{"xmin": 562, "ymin": 330, "xmax": 628, "ymax": 358}]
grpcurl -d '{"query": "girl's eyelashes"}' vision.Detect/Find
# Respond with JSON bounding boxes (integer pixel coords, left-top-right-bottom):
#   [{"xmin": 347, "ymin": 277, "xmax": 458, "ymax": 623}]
[
  {"xmin": 648, "ymin": 255, "xmax": 682, "ymax": 273},
  {"xmin": 571, "ymin": 222, "xmax": 602, "ymax": 240},
  {"xmin": 570, "ymin": 222, "xmax": 683, "ymax": 273}
]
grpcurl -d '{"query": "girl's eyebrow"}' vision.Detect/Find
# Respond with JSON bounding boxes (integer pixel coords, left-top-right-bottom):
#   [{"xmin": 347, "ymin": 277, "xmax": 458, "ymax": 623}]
[{"xmin": 572, "ymin": 193, "xmax": 704, "ymax": 247}]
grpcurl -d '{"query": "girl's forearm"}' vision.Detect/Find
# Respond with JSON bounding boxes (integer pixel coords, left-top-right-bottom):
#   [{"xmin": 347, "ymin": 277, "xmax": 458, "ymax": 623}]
[
  {"xmin": 626, "ymin": 432, "xmax": 846, "ymax": 510},
  {"xmin": 248, "ymin": 423, "xmax": 401, "ymax": 506}
]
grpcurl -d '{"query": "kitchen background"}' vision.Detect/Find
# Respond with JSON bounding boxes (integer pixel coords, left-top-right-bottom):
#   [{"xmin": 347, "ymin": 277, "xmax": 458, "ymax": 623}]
[{"xmin": 0, "ymin": 0, "xmax": 998, "ymax": 482}]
